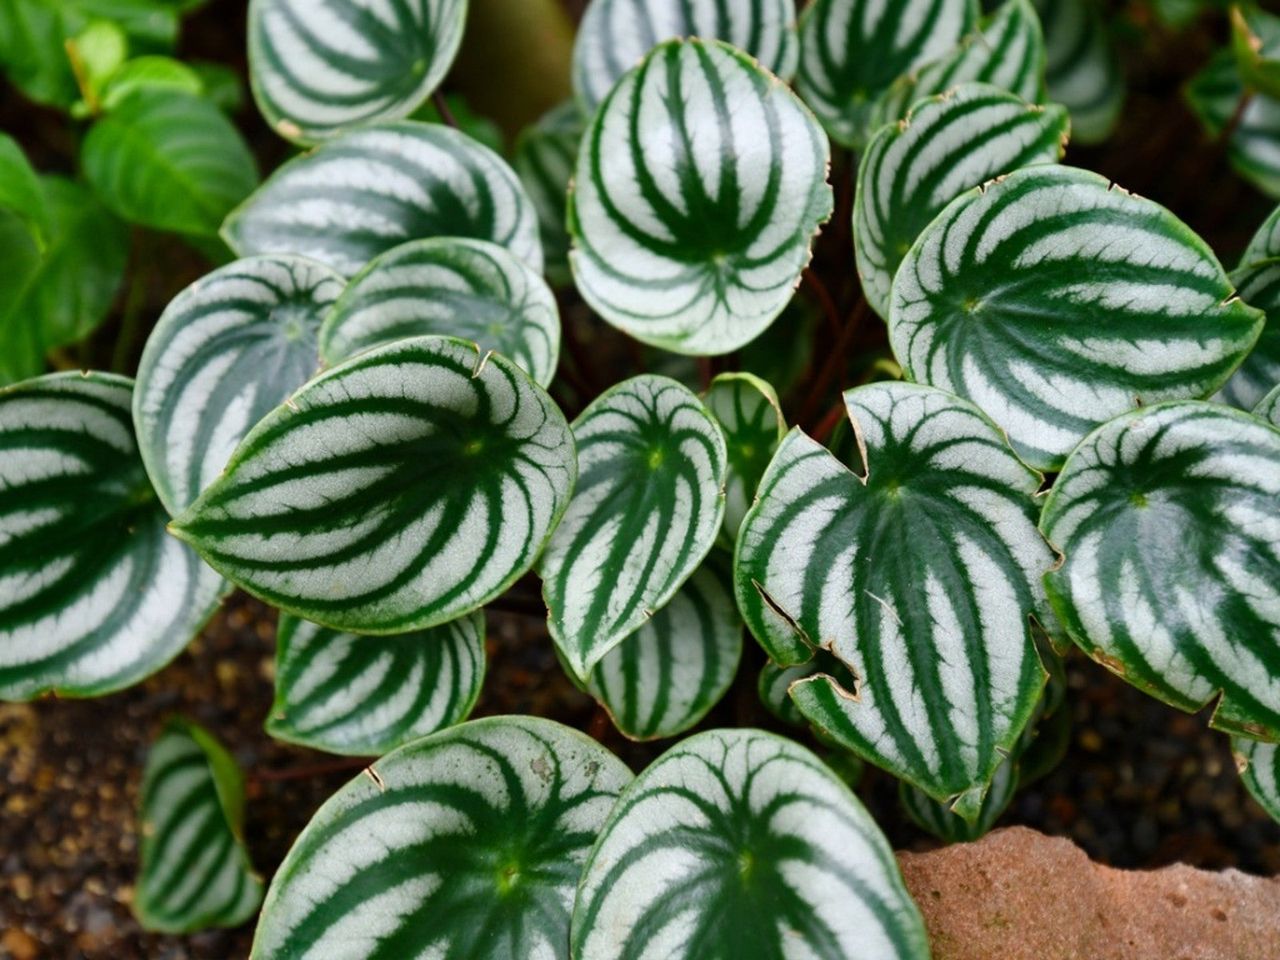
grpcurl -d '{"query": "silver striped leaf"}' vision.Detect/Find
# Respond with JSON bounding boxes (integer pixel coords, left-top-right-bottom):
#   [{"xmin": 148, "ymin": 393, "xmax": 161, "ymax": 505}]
[
  {"xmin": 568, "ymin": 38, "xmax": 832, "ymax": 357},
  {"xmin": 1040, "ymin": 401, "xmax": 1280, "ymax": 741},
  {"xmin": 248, "ymin": 0, "xmax": 467, "ymax": 144},
  {"xmin": 1186, "ymin": 52, "xmax": 1280, "ymax": 201},
  {"xmin": 757, "ymin": 649, "xmax": 853, "ymax": 727},
  {"xmin": 1258, "ymin": 384, "xmax": 1280, "ymax": 425},
  {"xmin": 900, "ymin": 749, "xmax": 1018, "ymax": 843},
  {"xmin": 514, "ymin": 101, "xmax": 584, "ymax": 288},
  {"xmin": 853, "ymin": 81, "xmax": 1069, "ymax": 321},
  {"xmin": 586, "ymin": 554, "xmax": 742, "ymax": 741},
  {"xmin": 571, "ymin": 0, "xmax": 799, "ymax": 112},
  {"xmin": 319, "ymin": 237, "xmax": 561, "ymax": 388},
  {"xmin": 267, "ymin": 610, "xmax": 485, "ymax": 756},
  {"xmin": 734, "ymin": 382, "xmax": 1054, "ymax": 818},
  {"xmin": 135, "ymin": 718, "xmax": 263, "ymax": 933},
  {"xmin": 134, "ymin": 255, "xmax": 345, "ymax": 517},
  {"xmin": 540, "ymin": 375, "xmax": 726, "ymax": 682},
  {"xmin": 251, "ymin": 716, "xmax": 632, "ymax": 959},
  {"xmin": 703, "ymin": 372, "xmax": 784, "ymax": 547},
  {"xmin": 571, "ymin": 728, "xmax": 930, "ymax": 960},
  {"xmin": 871, "ymin": 0, "xmax": 1048, "ymax": 130},
  {"xmin": 0, "ymin": 373, "xmax": 223, "ymax": 701},
  {"xmin": 1221, "ymin": 259, "xmax": 1280, "ymax": 411},
  {"xmin": 795, "ymin": 0, "xmax": 977, "ymax": 148},
  {"xmin": 1033, "ymin": 0, "xmax": 1124, "ymax": 144},
  {"xmin": 1235, "ymin": 737, "xmax": 1280, "ymax": 824},
  {"xmin": 1242, "ymin": 204, "xmax": 1280, "ymax": 268},
  {"xmin": 171, "ymin": 336, "xmax": 576, "ymax": 634},
  {"xmin": 222, "ymin": 122, "xmax": 543, "ymax": 277},
  {"xmin": 889, "ymin": 163, "xmax": 1265, "ymax": 472}
]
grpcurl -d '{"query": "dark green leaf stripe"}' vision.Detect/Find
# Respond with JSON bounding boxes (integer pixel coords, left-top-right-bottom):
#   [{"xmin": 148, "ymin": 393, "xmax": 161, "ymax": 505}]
[
  {"xmin": 572, "ymin": 0, "xmax": 799, "ymax": 111},
  {"xmin": 900, "ymin": 748, "xmax": 1017, "ymax": 843},
  {"xmin": 871, "ymin": 0, "xmax": 1047, "ymax": 130},
  {"xmin": 734, "ymin": 382, "xmax": 1053, "ymax": 817},
  {"xmin": 587, "ymin": 555, "xmax": 742, "ymax": 741},
  {"xmin": 135, "ymin": 718, "xmax": 262, "ymax": 933},
  {"xmin": 540, "ymin": 374, "xmax": 726, "ymax": 681},
  {"xmin": 853, "ymin": 81, "xmax": 1069, "ymax": 320},
  {"xmin": 134, "ymin": 255, "xmax": 345, "ymax": 516},
  {"xmin": 795, "ymin": 0, "xmax": 977, "ymax": 148},
  {"xmin": 248, "ymin": 0, "xmax": 467, "ymax": 144},
  {"xmin": 1221, "ymin": 258, "xmax": 1280, "ymax": 410},
  {"xmin": 1258, "ymin": 384, "xmax": 1280, "ymax": 425},
  {"xmin": 0, "ymin": 373, "xmax": 223, "ymax": 700},
  {"xmin": 757, "ymin": 650, "xmax": 852, "ymax": 728},
  {"xmin": 172, "ymin": 336, "xmax": 576, "ymax": 634},
  {"xmin": 222, "ymin": 121, "xmax": 543, "ymax": 277},
  {"xmin": 1040, "ymin": 401, "xmax": 1280, "ymax": 740},
  {"xmin": 319, "ymin": 237, "xmax": 561, "ymax": 387},
  {"xmin": 1187, "ymin": 52, "xmax": 1280, "ymax": 201},
  {"xmin": 1033, "ymin": 0, "xmax": 1124, "ymax": 144},
  {"xmin": 251, "ymin": 716, "xmax": 632, "ymax": 959},
  {"xmin": 267, "ymin": 610, "xmax": 485, "ymax": 756},
  {"xmin": 571, "ymin": 728, "xmax": 930, "ymax": 959},
  {"xmin": 703, "ymin": 372, "xmax": 784, "ymax": 546},
  {"xmin": 1235, "ymin": 737, "xmax": 1280, "ymax": 824},
  {"xmin": 514, "ymin": 101, "xmax": 584, "ymax": 288},
  {"xmin": 568, "ymin": 38, "xmax": 832, "ymax": 356},
  {"xmin": 890, "ymin": 164, "xmax": 1264, "ymax": 471},
  {"xmin": 1242, "ymin": 203, "xmax": 1280, "ymax": 268}
]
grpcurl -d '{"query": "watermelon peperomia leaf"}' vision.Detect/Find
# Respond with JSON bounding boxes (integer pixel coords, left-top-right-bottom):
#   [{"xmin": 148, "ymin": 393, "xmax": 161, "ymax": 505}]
[
  {"xmin": 1186, "ymin": 46, "xmax": 1280, "ymax": 201},
  {"xmin": 900, "ymin": 748, "xmax": 1019, "ymax": 843},
  {"xmin": 703, "ymin": 372, "xmax": 785, "ymax": 548},
  {"xmin": 1235, "ymin": 736, "xmax": 1280, "ymax": 824},
  {"xmin": 1231, "ymin": 2, "xmax": 1280, "ymax": 101},
  {"xmin": 1257, "ymin": 383, "xmax": 1280, "ymax": 423},
  {"xmin": 1034, "ymin": 0, "xmax": 1125, "ymax": 144},
  {"xmin": 513, "ymin": 100, "xmax": 584, "ymax": 288},
  {"xmin": 1221, "ymin": 258, "xmax": 1280, "ymax": 410}
]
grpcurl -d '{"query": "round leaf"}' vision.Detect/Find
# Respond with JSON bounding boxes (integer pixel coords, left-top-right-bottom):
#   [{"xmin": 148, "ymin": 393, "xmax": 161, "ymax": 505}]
[
  {"xmin": 571, "ymin": 727, "xmax": 930, "ymax": 960},
  {"xmin": 1235, "ymin": 736, "xmax": 1280, "ymax": 824},
  {"xmin": 568, "ymin": 38, "xmax": 832, "ymax": 356},
  {"xmin": 251, "ymin": 716, "xmax": 632, "ymax": 959},
  {"xmin": 1034, "ymin": 0, "xmax": 1124, "ymax": 144},
  {"xmin": 319, "ymin": 237, "xmax": 561, "ymax": 387},
  {"xmin": 1040, "ymin": 401, "xmax": 1280, "ymax": 740},
  {"xmin": 172, "ymin": 336, "xmax": 576, "ymax": 634},
  {"xmin": 889, "ymin": 163, "xmax": 1265, "ymax": 471},
  {"xmin": 703, "ymin": 371, "xmax": 785, "ymax": 546},
  {"xmin": 1186, "ymin": 51, "xmax": 1280, "ymax": 201},
  {"xmin": 1221, "ymin": 258, "xmax": 1280, "ymax": 410},
  {"xmin": 514, "ymin": 100, "xmax": 584, "ymax": 288},
  {"xmin": 223, "ymin": 121, "xmax": 543, "ymax": 277},
  {"xmin": 0, "ymin": 373, "xmax": 223, "ymax": 700},
  {"xmin": 540, "ymin": 374, "xmax": 726, "ymax": 682},
  {"xmin": 249, "ymin": 0, "xmax": 467, "ymax": 144}
]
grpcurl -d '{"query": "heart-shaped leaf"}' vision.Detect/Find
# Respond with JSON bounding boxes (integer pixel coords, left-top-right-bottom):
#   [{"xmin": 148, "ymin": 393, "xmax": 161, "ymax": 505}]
[
  {"xmin": 889, "ymin": 164, "xmax": 1264, "ymax": 471},
  {"xmin": 251, "ymin": 716, "xmax": 632, "ymax": 959},
  {"xmin": 267, "ymin": 610, "xmax": 485, "ymax": 756},
  {"xmin": 900, "ymin": 748, "xmax": 1018, "ymax": 842},
  {"xmin": 514, "ymin": 101, "xmax": 584, "ymax": 288},
  {"xmin": 1258, "ymin": 384, "xmax": 1280, "ymax": 423},
  {"xmin": 571, "ymin": 0, "xmax": 799, "ymax": 112},
  {"xmin": 248, "ymin": 0, "xmax": 467, "ymax": 144},
  {"xmin": 703, "ymin": 372, "xmax": 785, "ymax": 547},
  {"xmin": 134, "ymin": 255, "xmax": 345, "ymax": 516},
  {"xmin": 1221, "ymin": 258, "xmax": 1280, "ymax": 410},
  {"xmin": 540, "ymin": 374, "xmax": 726, "ymax": 682},
  {"xmin": 795, "ymin": 0, "xmax": 976, "ymax": 148},
  {"xmin": 222, "ymin": 122, "xmax": 543, "ymax": 277},
  {"xmin": 571, "ymin": 727, "xmax": 930, "ymax": 959},
  {"xmin": 1040, "ymin": 401, "xmax": 1280, "ymax": 740},
  {"xmin": 734, "ymin": 382, "xmax": 1053, "ymax": 817},
  {"xmin": 1034, "ymin": 0, "xmax": 1124, "ymax": 144},
  {"xmin": 587, "ymin": 555, "xmax": 742, "ymax": 741},
  {"xmin": 1187, "ymin": 50, "xmax": 1280, "ymax": 201},
  {"xmin": 1235, "ymin": 736, "xmax": 1280, "ymax": 824},
  {"xmin": 853, "ymin": 82, "xmax": 1069, "ymax": 320},
  {"xmin": 135, "ymin": 717, "xmax": 263, "ymax": 933},
  {"xmin": 172, "ymin": 335, "xmax": 576, "ymax": 634},
  {"xmin": 319, "ymin": 237, "xmax": 561, "ymax": 388},
  {"xmin": 0, "ymin": 373, "xmax": 223, "ymax": 700},
  {"xmin": 568, "ymin": 38, "xmax": 832, "ymax": 356}
]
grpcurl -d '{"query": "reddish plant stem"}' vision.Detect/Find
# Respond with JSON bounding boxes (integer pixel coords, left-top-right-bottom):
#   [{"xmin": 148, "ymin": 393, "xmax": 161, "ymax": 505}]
[
  {"xmin": 432, "ymin": 90, "xmax": 459, "ymax": 128},
  {"xmin": 801, "ymin": 268, "xmax": 842, "ymax": 342},
  {"xmin": 811, "ymin": 400, "xmax": 846, "ymax": 445},
  {"xmin": 795, "ymin": 296, "xmax": 870, "ymax": 430}
]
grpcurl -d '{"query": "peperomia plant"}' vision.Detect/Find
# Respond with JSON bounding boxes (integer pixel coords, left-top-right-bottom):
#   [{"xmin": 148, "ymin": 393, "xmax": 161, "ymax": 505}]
[{"xmin": 3, "ymin": 0, "xmax": 1280, "ymax": 956}]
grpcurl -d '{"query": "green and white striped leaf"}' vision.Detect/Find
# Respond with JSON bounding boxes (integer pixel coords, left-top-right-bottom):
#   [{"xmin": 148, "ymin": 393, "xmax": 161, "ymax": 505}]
[
  {"xmin": 1221, "ymin": 258, "xmax": 1280, "ymax": 410},
  {"xmin": 795, "ymin": 0, "xmax": 977, "ymax": 148},
  {"xmin": 900, "ymin": 748, "xmax": 1018, "ymax": 843},
  {"xmin": 267, "ymin": 610, "xmax": 484, "ymax": 756},
  {"xmin": 251, "ymin": 716, "xmax": 632, "ymax": 959},
  {"xmin": 758, "ymin": 650, "xmax": 853, "ymax": 727},
  {"xmin": 889, "ymin": 164, "xmax": 1265, "ymax": 471},
  {"xmin": 136, "ymin": 718, "xmax": 262, "ymax": 933},
  {"xmin": 1235, "ymin": 737, "xmax": 1280, "ymax": 824},
  {"xmin": 540, "ymin": 375, "xmax": 726, "ymax": 682},
  {"xmin": 571, "ymin": 0, "xmax": 799, "ymax": 112},
  {"xmin": 853, "ymin": 82, "xmax": 1069, "ymax": 320},
  {"xmin": 248, "ymin": 0, "xmax": 467, "ymax": 144},
  {"xmin": 1187, "ymin": 51, "xmax": 1280, "ymax": 200},
  {"xmin": 871, "ymin": 0, "xmax": 1048, "ymax": 130},
  {"xmin": 514, "ymin": 101, "xmax": 584, "ymax": 288},
  {"xmin": 1257, "ymin": 384, "xmax": 1280, "ymax": 424},
  {"xmin": 587, "ymin": 555, "xmax": 742, "ymax": 741},
  {"xmin": 1040, "ymin": 401, "xmax": 1280, "ymax": 740},
  {"xmin": 703, "ymin": 372, "xmax": 784, "ymax": 546},
  {"xmin": 734, "ymin": 382, "xmax": 1053, "ymax": 816},
  {"xmin": 319, "ymin": 237, "xmax": 560, "ymax": 387},
  {"xmin": 1034, "ymin": 0, "xmax": 1124, "ymax": 144},
  {"xmin": 0, "ymin": 373, "xmax": 223, "ymax": 701},
  {"xmin": 134, "ymin": 255, "xmax": 345, "ymax": 517},
  {"xmin": 571, "ymin": 727, "xmax": 930, "ymax": 959},
  {"xmin": 567, "ymin": 38, "xmax": 832, "ymax": 356},
  {"xmin": 222, "ymin": 122, "xmax": 543, "ymax": 277},
  {"xmin": 1242, "ymin": 203, "xmax": 1280, "ymax": 267},
  {"xmin": 172, "ymin": 336, "xmax": 576, "ymax": 634}
]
